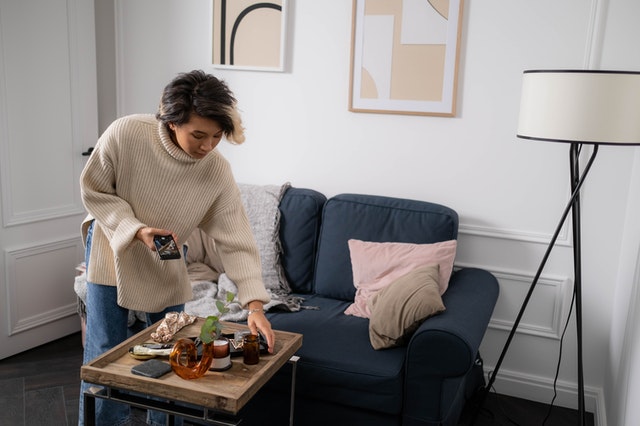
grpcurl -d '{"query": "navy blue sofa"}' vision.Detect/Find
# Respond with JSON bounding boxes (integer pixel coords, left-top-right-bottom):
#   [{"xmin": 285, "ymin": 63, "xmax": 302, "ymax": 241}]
[{"xmin": 242, "ymin": 188, "xmax": 499, "ymax": 425}]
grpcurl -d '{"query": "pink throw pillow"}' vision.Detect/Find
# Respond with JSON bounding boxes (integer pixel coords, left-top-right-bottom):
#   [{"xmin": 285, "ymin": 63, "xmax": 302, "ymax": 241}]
[{"xmin": 344, "ymin": 239, "xmax": 457, "ymax": 318}]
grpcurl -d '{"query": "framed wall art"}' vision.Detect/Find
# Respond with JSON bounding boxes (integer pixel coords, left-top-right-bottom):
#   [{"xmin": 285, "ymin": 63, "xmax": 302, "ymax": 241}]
[
  {"xmin": 211, "ymin": 0, "xmax": 288, "ymax": 72},
  {"xmin": 349, "ymin": 0, "xmax": 464, "ymax": 116}
]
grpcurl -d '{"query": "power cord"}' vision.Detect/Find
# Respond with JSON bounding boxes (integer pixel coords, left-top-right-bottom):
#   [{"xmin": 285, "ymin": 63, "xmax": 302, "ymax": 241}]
[
  {"xmin": 485, "ymin": 374, "xmax": 522, "ymax": 425},
  {"xmin": 541, "ymin": 142, "xmax": 584, "ymax": 424},
  {"xmin": 542, "ymin": 283, "xmax": 577, "ymax": 424},
  {"xmin": 479, "ymin": 287, "xmax": 575, "ymax": 426},
  {"xmin": 476, "ymin": 277, "xmax": 580, "ymax": 425},
  {"xmin": 468, "ymin": 369, "xmax": 520, "ymax": 425}
]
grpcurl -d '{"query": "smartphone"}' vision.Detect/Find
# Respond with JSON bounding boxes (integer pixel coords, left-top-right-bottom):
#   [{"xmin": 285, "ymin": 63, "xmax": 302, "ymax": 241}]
[
  {"xmin": 131, "ymin": 359, "xmax": 172, "ymax": 378},
  {"xmin": 153, "ymin": 235, "xmax": 181, "ymax": 260}
]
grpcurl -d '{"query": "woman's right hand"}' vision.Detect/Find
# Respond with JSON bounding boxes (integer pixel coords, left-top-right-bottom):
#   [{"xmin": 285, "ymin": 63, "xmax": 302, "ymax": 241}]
[{"xmin": 136, "ymin": 227, "xmax": 178, "ymax": 251}]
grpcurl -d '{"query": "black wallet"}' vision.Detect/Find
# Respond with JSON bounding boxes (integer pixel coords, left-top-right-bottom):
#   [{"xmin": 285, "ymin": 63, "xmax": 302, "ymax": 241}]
[{"xmin": 131, "ymin": 359, "xmax": 172, "ymax": 378}]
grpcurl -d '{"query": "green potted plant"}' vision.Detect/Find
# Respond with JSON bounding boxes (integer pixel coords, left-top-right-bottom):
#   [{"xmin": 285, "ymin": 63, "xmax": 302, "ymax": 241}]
[
  {"xmin": 199, "ymin": 291, "xmax": 234, "ymax": 343},
  {"xmin": 170, "ymin": 292, "xmax": 235, "ymax": 379}
]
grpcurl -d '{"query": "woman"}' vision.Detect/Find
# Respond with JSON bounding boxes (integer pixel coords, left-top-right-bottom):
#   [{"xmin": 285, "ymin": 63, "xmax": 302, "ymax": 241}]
[{"xmin": 79, "ymin": 70, "xmax": 274, "ymax": 426}]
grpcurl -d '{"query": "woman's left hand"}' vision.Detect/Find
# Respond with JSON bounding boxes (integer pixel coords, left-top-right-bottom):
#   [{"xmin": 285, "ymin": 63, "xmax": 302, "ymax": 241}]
[{"xmin": 247, "ymin": 307, "xmax": 275, "ymax": 353}]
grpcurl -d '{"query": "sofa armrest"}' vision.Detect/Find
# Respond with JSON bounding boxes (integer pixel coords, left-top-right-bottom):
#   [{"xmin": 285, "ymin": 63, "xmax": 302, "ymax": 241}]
[
  {"xmin": 403, "ymin": 268, "xmax": 498, "ymax": 424},
  {"xmin": 406, "ymin": 267, "xmax": 498, "ymax": 375}
]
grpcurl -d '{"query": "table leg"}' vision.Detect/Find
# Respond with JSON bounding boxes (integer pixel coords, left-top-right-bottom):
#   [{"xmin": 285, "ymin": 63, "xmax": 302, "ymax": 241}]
[
  {"xmin": 288, "ymin": 355, "xmax": 300, "ymax": 426},
  {"xmin": 86, "ymin": 385, "xmax": 240, "ymax": 426},
  {"xmin": 83, "ymin": 386, "xmax": 102, "ymax": 426}
]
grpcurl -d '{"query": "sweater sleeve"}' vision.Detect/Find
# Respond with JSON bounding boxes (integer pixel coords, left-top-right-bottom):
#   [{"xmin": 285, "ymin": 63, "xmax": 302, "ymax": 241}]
[
  {"xmin": 200, "ymin": 180, "xmax": 270, "ymax": 308},
  {"xmin": 80, "ymin": 123, "xmax": 145, "ymax": 257}
]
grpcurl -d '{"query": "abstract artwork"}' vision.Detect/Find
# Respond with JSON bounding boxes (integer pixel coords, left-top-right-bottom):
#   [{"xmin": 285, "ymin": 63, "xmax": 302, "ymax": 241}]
[
  {"xmin": 212, "ymin": 0, "xmax": 287, "ymax": 71},
  {"xmin": 349, "ymin": 0, "xmax": 463, "ymax": 116}
]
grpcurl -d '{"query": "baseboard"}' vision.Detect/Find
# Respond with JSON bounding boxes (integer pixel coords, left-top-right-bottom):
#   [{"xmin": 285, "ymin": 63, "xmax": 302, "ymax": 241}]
[{"xmin": 486, "ymin": 367, "xmax": 607, "ymax": 426}]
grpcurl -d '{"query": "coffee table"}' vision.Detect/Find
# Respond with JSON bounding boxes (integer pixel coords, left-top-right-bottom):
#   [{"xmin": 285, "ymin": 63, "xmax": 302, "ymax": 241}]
[{"xmin": 81, "ymin": 319, "xmax": 303, "ymax": 426}]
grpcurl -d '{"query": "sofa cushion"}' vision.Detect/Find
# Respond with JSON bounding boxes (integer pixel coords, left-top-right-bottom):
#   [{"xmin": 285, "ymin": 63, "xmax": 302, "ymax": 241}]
[
  {"xmin": 368, "ymin": 264, "xmax": 445, "ymax": 350},
  {"xmin": 314, "ymin": 194, "xmax": 459, "ymax": 301},
  {"xmin": 344, "ymin": 239, "xmax": 457, "ymax": 318},
  {"xmin": 278, "ymin": 188, "xmax": 326, "ymax": 293},
  {"xmin": 266, "ymin": 294, "xmax": 406, "ymax": 415}
]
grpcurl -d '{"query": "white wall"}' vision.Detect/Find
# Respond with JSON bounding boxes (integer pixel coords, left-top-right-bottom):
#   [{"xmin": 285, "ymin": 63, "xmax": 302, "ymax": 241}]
[
  {"xmin": 98, "ymin": 1, "xmax": 640, "ymax": 424},
  {"xmin": 599, "ymin": 1, "xmax": 640, "ymax": 425}
]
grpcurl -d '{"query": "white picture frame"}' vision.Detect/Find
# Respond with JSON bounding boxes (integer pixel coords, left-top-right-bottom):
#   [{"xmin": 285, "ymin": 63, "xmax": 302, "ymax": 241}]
[
  {"xmin": 349, "ymin": 0, "xmax": 464, "ymax": 116},
  {"xmin": 211, "ymin": 0, "xmax": 288, "ymax": 72}
]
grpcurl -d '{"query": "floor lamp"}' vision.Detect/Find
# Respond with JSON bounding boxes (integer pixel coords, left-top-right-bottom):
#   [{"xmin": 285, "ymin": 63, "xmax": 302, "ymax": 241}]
[{"xmin": 474, "ymin": 70, "xmax": 640, "ymax": 426}]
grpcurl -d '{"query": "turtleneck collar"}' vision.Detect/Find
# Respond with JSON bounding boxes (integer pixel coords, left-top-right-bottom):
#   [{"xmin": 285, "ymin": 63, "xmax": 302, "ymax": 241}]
[{"xmin": 157, "ymin": 121, "xmax": 199, "ymax": 164}]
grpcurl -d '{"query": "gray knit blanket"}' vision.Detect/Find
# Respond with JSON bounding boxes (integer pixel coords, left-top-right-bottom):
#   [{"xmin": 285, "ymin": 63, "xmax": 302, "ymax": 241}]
[
  {"xmin": 184, "ymin": 182, "xmax": 304, "ymax": 320},
  {"xmin": 185, "ymin": 274, "xmax": 305, "ymax": 321}
]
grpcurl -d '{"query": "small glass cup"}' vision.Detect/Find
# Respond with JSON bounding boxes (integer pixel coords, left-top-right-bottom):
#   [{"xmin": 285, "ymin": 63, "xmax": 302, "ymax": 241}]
[
  {"xmin": 242, "ymin": 334, "xmax": 260, "ymax": 365},
  {"xmin": 210, "ymin": 337, "xmax": 231, "ymax": 371}
]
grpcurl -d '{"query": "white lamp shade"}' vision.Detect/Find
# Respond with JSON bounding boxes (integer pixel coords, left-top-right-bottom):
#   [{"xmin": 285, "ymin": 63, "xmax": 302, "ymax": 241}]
[{"xmin": 517, "ymin": 70, "xmax": 640, "ymax": 145}]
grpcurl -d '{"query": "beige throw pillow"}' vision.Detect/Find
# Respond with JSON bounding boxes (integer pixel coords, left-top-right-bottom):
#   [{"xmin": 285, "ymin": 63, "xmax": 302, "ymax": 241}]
[{"xmin": 368, "ymin": 264, "xmax": 445, "ymax": 350}]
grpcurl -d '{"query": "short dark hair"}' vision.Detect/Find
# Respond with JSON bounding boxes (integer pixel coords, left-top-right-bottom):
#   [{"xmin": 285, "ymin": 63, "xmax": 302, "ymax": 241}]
[{"xmin": 156, "ymin": 70, "xmax": 245, "ymax": 143}]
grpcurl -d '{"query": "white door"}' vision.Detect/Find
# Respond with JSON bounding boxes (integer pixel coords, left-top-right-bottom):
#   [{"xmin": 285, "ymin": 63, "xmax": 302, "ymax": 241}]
[{"xmin": 0, "ymin": 0, "xmax": 98, "ymax": 359}]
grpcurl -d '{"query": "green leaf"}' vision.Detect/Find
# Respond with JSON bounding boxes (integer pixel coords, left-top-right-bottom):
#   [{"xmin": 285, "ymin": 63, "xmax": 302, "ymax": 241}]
[
  {"xmin": 199, "ymin": 315, "xmax": 219, "ymax": 344},
  {"xmin": 199, "ymin": 292, "xmax": 236, "ymax": 344}
]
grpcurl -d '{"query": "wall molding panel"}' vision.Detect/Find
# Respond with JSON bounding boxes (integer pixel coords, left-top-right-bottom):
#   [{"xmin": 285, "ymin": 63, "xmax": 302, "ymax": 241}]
[
  {"xmin": 459, "ymin": 221, "xmax": 571, "ymax": 248},
  {"xmin": 490, "ymin": 270, "xmax": 570, "ymax": 340},
  {"xmin": 8, "ymin": 302, "xmax": 77, "ymax": 337},
  {"xmin": 5, "ymin": 236, "xmax": 84, "ymax": 336},
  {"xmin": 456, "ymin": 263, "xmax": 571, "ymax": 340},
  {"xmin": 2, "ymin": 204, "xmax": 86, "ymax": 228}
]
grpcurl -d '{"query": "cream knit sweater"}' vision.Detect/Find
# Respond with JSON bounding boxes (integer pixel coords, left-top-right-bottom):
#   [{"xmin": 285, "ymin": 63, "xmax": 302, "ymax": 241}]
[{"xmin": 80, "ymin": 114, "xmax": 270, "ymax": 312}]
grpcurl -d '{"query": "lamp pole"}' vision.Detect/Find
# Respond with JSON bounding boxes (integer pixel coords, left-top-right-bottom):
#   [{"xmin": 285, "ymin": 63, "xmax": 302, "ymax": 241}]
[
  {"xmin": 473, "ymin": 69, "xmax": 640, "ymax": 425},
  {"xmin": 570, "ymin": 143, "xmax": 587, "ymax": 425},
  {"xmin": 473, "ymin": 144, "xmax": 598, "ymax": 425}
]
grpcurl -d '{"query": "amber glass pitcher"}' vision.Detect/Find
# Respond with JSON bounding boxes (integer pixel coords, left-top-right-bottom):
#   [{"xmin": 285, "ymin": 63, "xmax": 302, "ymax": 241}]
[{"xmin": 169, "ymin": 338, "xmax": 214, "ymax": 379}]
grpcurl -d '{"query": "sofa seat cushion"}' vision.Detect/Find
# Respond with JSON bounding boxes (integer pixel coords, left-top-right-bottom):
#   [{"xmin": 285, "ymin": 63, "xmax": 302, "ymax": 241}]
[{"xmin": 266, "ymin": 294, "xmax": 406, "ymax": 415}]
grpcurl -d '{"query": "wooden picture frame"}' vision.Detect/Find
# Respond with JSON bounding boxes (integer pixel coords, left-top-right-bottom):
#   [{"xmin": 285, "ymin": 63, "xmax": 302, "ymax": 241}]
[
  {"xmin": 349, "ymin": 0, "xmax": 464, "ymax": 117},
  {"xmin": 212, "ymin": 0, "xmax": 288, "ymax": 72}
]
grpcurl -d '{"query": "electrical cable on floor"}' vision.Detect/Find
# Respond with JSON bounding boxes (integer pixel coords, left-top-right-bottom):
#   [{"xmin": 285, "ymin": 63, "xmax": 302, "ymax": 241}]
[
  {"xmin": 491, "ymin": 380, "xmax": 522, "ymax": 425},
  {"xmin": 474, "ymin": 373, "xmax": 497, "ymax": 424},
  {"xmin": 542, "ymin": 286, "xmax": 577, "ymax": 425},
  {"xmin": 478, "ymin": 285, "xmax": 577, "ymax": 426},
  {"xmin": 473, "ymin": 371, "xmax": 521, "ymax": 425}
]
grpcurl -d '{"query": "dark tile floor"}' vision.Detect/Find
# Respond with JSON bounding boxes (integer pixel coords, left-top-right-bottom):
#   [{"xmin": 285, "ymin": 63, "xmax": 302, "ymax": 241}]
[
  {"xmin": 459, "ymin": 389, "xmax": 595, "ymax": 426},
  {"xmin": 0, "ymin": 332, "xmax": 594, "ymax": 425},
  {"xmin": 0, "ymin": 332, "xmax": 82, "ymax": 425}
]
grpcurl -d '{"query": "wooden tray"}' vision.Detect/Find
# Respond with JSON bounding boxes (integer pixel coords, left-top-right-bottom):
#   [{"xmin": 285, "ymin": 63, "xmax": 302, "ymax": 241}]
[{"xmin": 81, "ymin": 319, "xmax": 302, "ymax": 414}]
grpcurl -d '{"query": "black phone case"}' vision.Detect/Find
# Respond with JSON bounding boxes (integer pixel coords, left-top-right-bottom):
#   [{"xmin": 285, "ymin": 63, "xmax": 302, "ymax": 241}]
[
  {"xmin": 153, "ymin": 235, "xmax": 181, "ymax": 260},
  {"xmin": 131, "ymin": 359, "xmax": 172, "ymax": 378}
]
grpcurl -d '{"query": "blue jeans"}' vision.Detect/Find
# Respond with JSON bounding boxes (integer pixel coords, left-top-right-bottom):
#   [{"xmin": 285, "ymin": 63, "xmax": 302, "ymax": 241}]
[{"xmin": 78, "ymin": 222, "xmax": 184, "ymax": 426}]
